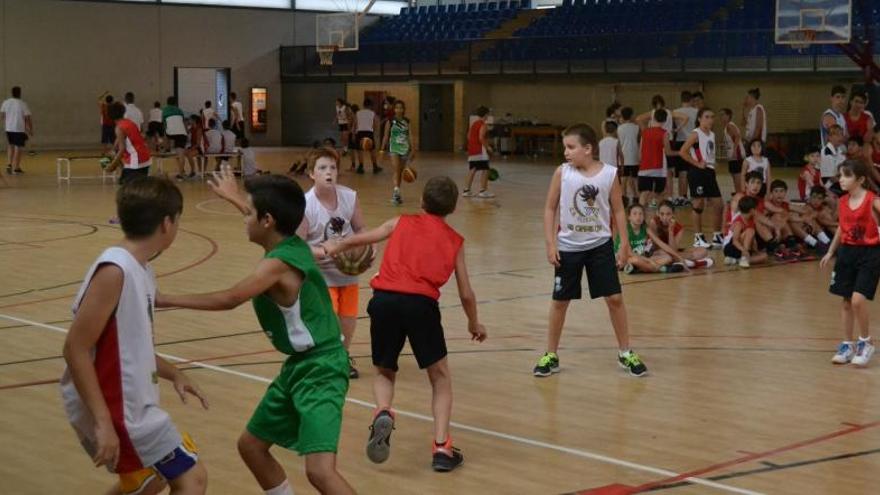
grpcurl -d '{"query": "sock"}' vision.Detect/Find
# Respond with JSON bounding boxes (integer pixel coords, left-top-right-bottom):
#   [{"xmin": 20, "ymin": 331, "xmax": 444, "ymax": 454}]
[
  {"xmin": 818, "ymin": 231, "xmax": 831, "ymax": 243},
  {"xmin": 684, "ymin": 259, "xmax": 696, "ymax": 268},
  {"xmin": 804, "ymin": 235, "xmax": 817, "ymax": 247},
  {"xmin": 265, "ymin": 479, "xmax": 293, "ymax": 495},
  {"xmin": 859, "ymin": 336, "xmax": 872, "ymax": 343}
]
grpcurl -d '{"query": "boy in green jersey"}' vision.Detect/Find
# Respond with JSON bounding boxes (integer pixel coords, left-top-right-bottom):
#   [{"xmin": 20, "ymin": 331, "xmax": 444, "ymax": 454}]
[{"xmin": 158, "ymin": 167, "xmax": 354, "ymax": 495}]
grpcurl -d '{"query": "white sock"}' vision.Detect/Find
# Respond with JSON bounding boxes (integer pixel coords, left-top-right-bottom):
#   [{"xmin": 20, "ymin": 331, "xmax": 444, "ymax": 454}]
[
  {"xmin": 859, "ymin": 336, "xmax": 872, "ymax": 343},
  {"xmin": 618, "ymin": 349, "xmax": 631, "ymax": 357},
  {"xmin": 818, "ymin": 231, "xmax": 831, "ymax": 243},
  {"xmin": 804, "ymin": 235, "xmax": 817, "ymax": 247},
  {"xmin": 265, "ymin": 480, "xmax": 293, "ymax": 495}
]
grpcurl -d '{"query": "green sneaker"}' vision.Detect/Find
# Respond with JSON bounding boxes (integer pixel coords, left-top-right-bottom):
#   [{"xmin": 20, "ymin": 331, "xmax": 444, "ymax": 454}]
[
  {"xmin": 533, "ymin": 352, "xmax": 560, "ymax": 377},
  {"xmin": 618, "ymin": 350, "xmax": 648, "ymax": 377}
]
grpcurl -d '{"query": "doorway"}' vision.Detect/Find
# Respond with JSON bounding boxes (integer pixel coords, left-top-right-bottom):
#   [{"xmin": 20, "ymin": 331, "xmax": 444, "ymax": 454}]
[{"xmin": 419, "ymin": 84, "xmax": 454, "ymax": 152}]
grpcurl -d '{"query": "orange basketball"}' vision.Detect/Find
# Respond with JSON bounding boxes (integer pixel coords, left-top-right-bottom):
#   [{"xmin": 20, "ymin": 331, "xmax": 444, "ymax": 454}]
[
  {"xmin": 402, "ymin": 166, "xmax": 417, "ymax": 183},
  {"xmin": 360, "ymin": 137, "xmax": 374, "ymax": 151},
  {"xmin": 333, "ymin": 244, "xmax": 374, "ymax": 276}
]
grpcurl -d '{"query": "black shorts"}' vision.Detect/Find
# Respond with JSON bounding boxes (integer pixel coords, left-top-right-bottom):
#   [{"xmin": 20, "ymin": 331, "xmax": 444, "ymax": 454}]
[
  {"xmin": 688, "ymin": 166, "xmax": 722, "ymax": 198},
  {"xmin": 728, "ymin": 159, "xmax": 743, "ymax": 175},
  {"xmin": 468, "ymin": 160, "xmax": 490, "ymax": 171},
  {"xmin": 146, "ymin": 121, "xmax": 164, "ymax": 138},
  {"xmin": 232, "ymin": 121, "xmax": 245, "ymax": 138},
  {"xmin": 355, "ymin": 130, "xmax": 374, "ymax": 150},
  {"xmin": 101, "ymin": 124, "xmax": 115, "ymax": 145},
  {"xmin": 830, "ymin": 245, "xmax": 880, "ymax": 300},
  {"xmin": 6, "ymin": 132, "xmax": 27, "ymax": 147},
  {"xmin": 723, "ymin": 242, "xmax": 743, "ymax": 259},
  {"xmin": 168, "ymin": 134, "xmax": 187, "ymax": 149},
  {"xmin": 670, "ymin": 142, "xmax": 689, "ymax": 174},
  {"xmin": 367, "ymin": 290, "xmax": 447, "ymax": 371},
  {"xmin": 622, "ymin": 165, "xmax": 639, "ymax": 177},
  {"xmin": 338, "ymin": 123, "xmax": 350, "ymax": 132},
  {"xmin": 119, "ymin": 166, "xmax": 150, "ymax": 185},
  {"xmin": 638, "ymin": 176, "xmax": 666, "ymax": 193},
  {"xmin": 553, "ymin": 240, "xmax": 621, "ymax": 300}
]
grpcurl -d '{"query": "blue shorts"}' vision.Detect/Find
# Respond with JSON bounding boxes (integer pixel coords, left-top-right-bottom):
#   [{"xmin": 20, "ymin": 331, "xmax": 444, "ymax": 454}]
[{"xmin": 117, "ymin": 434, "xmax": 199, "ymax": 495}]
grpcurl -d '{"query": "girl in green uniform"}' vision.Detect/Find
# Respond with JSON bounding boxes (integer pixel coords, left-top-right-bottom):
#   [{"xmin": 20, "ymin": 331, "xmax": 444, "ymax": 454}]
[
  {"xmin": 615, "ymin": 203, "xmax": 688, "ymax": 274},
  {"xmin": 380, "ymin": 100, "xmax": 413, "ymax": 206}
]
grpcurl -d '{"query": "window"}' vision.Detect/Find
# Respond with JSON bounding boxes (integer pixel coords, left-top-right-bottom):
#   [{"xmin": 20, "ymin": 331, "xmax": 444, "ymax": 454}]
[
  {"xmin": 162, "ymin": 0, "xmax": 292, "ymax": 7},
  {"xmin": 295, "ymin": 0, "xmax": 406, "ymax": 15}
]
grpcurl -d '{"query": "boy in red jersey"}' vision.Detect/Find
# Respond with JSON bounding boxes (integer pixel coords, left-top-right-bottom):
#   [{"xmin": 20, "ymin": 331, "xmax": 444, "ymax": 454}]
[
  {"xmin": 462, "ymin": 106, "xmax": 495, "ymax": 198},
  {"xmin": 722, "ymin": 196, "xmax": 767, "ymax": 268},
  {"xmin": 637, "ymin": 108, "xmax": 671, "ymax": 207},
  {"xmin": 821, "ymin": 160, "xmax": 879, "ymax": 367},
  {"xmin": 324, "ymin": 176, "xmax": 487, "ymax": 473},
  {"xmin": 798, "ymin": 147, "xmax": 822, "ymax": 201},
  {"xmin": 104, "ymin": 102, "xmax": 152, "ymax": 185}
]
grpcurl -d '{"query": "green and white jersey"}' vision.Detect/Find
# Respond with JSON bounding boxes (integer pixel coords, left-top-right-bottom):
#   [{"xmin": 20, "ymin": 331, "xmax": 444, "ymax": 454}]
[
  {"xmin": 389, "ymin": 117, "xmax": 411, "ymax": 156},
  {"xmin": 252, "ymin": 236, "xmax": 342, "ymax": 355},
  {"xmin": 614, "ymin": 222, "xmax": 652, "ymax": 255}
]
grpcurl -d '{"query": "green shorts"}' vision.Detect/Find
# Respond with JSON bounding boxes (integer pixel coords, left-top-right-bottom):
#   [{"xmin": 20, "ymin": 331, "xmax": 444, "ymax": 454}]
[{"xmin": 247, "ymin": 344, "xmax": 350, "ymax": 455}]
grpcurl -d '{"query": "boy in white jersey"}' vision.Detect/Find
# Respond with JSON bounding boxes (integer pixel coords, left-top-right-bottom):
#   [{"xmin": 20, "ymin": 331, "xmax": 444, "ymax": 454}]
[
  {"xmin": 742, "ymin": 88, "xmax": 767, "ymax": 143},
  {"xmin": 680, "ymin": 108, "xmax": 724, "ymax": 249},
  {"xmin": 598, "ymin": 121, "xmax": 622, "ymax": 170},
  {"xmin": 821, "ymin": 85, "xmax": 848, "ymax": 144},
  {"xmin": 720, "ymin": 108, "xmax": 746, "ymax": 194},
  {"xmin": 671, "ymin": 91, "xmax": 698, "ymax": 206},
  {"xmin": 617, "ymin": 107, "xmax": 641, "ymax": 206},
  {"xmin": 296, "ymin": 148, "xmax": 368, "ymax": 379},
  {"xmin": 355, "ymin": 98, "xmax": 382, "ymax": 174},
  {"xmin": 61, "ymin": 177, "xmax": 208, "ymax": 495},
  {"xmin": 533, "ymin": 123, "xmax": 648, "ymax": 378}
]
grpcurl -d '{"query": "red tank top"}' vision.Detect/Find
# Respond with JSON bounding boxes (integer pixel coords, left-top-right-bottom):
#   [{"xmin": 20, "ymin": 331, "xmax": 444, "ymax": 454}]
[
  {"xmin": 651, "ymin": 217, "xmax": 682, "ymax": 245},
  {"xmin": 844, "ymin": 112, "xmax": 871, "ymax": 140},
  {"xmin": 371, "ymin": 214, "xmax": 464, "ymax": 300},
  {"xmin": 117, "ymin": 119, "xmax": 151, "ymax": 168},
  {"xmin": 101, "ymin": 104, "xmax": 113, "ymax": 126},
  {"xmin": 639, "ymin": 127, "xmax": 665, "ymax": 171},
  {"xmin": 467, "ymin": 120, "xmax": 485, "ymax": 156},
  {"xmin": 839, "ymin": 191, "xmax": 880, "ymax": 246},
  {"xmin": 798, "ymin": 165, "xmax": 821, "ymax": 200}
]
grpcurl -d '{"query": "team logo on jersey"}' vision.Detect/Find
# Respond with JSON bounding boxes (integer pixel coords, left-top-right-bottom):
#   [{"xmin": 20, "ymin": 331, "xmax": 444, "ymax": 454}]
[
  {"xmin": 707, "ymin": 139, "xmax": 715, "ymax": 156},
  {"xmin": 323, "ymin": 217, "xmax": 346, "ymax": 241},
  {"xmin": 576, "ymin": 184, "xmax": 600, "ymax": 211},
  {"xmin": 848, "ymin": 224, "xmax": 866, "ymax": 242}
]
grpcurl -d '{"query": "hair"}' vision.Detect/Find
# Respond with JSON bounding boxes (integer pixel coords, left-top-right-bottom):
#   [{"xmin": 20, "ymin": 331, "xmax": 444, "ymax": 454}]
[
  {"xmin": 620, "ymin": 107, "xmax": 634, "ymax": 120},
  {"xmin": 828, "ymin": 124, "xmax": 844, "ymax": 137},
  {"xmin": 422, "ymin": 176, "xmax": 458, "ymax": 216},
  {"xmin": 805, "ymin": 145, "xmax": 821, "ymax": 155},
  {"xmin": 838, "ymin": 159, "xmax": 873, "ymax": 190},
  {"xmin": 244, "ymin": 175, "xmax": 306, "ymax": 236},
  {"xmin": 108, "ymin": 101, "xmax": 126, "ymax": 121},
  {"xmin": 653, "ymin": 108, "xmax": 668, "ymax": 123},
  {"xmin": 848, "ymin": 135, "xmax": 864, "ymax": 147},
  {"xmin": 850, "ymin": 89, "xmax": 867, "ymax": 103},
  {"xmin": 697, "ymin": 107, "xmax": 713, "ymax": 120},
  {"xmin": 241, "ymin": 137, "xmax": 250, "ymax": 148},
  {"xmin": 475, "ymin": 105, "xmax": 490, "ymax": 118},
  {"xmin": 562, "ymin": 123, "xmax": 600, "ymax": 158},
  {"xmin": 745, "ymin": 170, "xmax": 764, "ymax": 184},
  {"xmin": 749, "ymin": 138, "xmax": 765, "ymax": 156},
  {"xmin": 363, "ymin": 98, "xmax": 373, "ymax": 108},
  {"xmin": 605, "ymin": 102, "xmax": 621, "ymax": 118},
  {"xmin": 603, "ymin": 121, "xmax": 618, "ymax": 134},
  {"xmin": 810, "ymin": 185, "xmax": 827, "ymax": 197},
  {"xmin": 738, "ymin": 196, "xmax": 757, "ymax": 214},
  {"xmin": 719, "ymin": 108, "xmax": 733, "ymax": 118},
  {"xmin": 323, "ymin": 137, "xmax": 336, "ymax": 146},
  {"xmin": 336, "ymin": 97, "xmax": 345, "ymax": 105},
  {"xmin": 680, "ymin": 90, "xmax": 692, "ymax": 103},
  {"xmin": 831, "ymin": 85, "xmax": 847, "ymax": 97},
  {"xmin": 394, "ymin": 100, "xmax": 406, "ymax": 112},
  {"xmin": 308, "ymin": 147, "xmax": 339, "ymax": 173},
  {"xmin": 351, "ymin": 104, "xmax": 360, "ymax": 113},
  {"xmin": 117, "ymin": 176, "xmax": 183, "ymax": 239},
  {"xmin": 748, "ymin": 88, "xmax": 761, "ymax": 99},
  {"xmin": 691, "ymin": 91, "xmax": 704, "ymax": 100},
  {"xmin": 11, "ymin": 86, "xmax": 21, "ymax": 98},
  {"xmin": 167, "ymin": 96, "xmax": 178, "ymax": 106},
  {"xmin": 204, "ymin": 100, "xmax": 212, "ymax": 108},
  {"xmin": 105, "ymin": 95, "xmax": 114, "ymax": 104},
  {"xmin": 222, "ymin": 119, "xmax": 230, "ymax": 130},
  {"xmin": 153, "ymin": 101, "xmax": 161, "ymax": 108},
  {"xmin": 651, "ymin": 94, "xmax": 665, "ymax": 108},
  {"xmin": 770, "ymin": 179, "xmax": 788, "ymax": 191},
  {"xmin": 124, "ymin": 92, "xmax": 134, "ymax": 103},
  {"xmin": 208, "ymin": 118, "xmax": 217, "ymax": 129},
  {"xmin": 230, "ymin": 92, "xmax": 237, "ymax": 99},
  {"xmin": 658, "ymin": 199, "xmax": 675, "ymax": 211},
  {"xmin": 626, "ymin": 203, "xmax": 645, "ymax": 216}
]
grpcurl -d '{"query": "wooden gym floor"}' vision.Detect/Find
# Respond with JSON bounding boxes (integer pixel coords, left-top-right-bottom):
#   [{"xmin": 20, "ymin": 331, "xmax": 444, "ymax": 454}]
[{"xmin": 0, "ymin": 149, "xmax": 878, "ymax": 495}]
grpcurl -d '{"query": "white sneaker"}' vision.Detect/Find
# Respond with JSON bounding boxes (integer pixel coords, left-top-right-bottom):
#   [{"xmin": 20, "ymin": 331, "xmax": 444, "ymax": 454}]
[
  {"xmin": 738, "ymin": 257, "xmax": 750, "ymax": 268},
  {"xmin": 711, "ymin": 233, "xmax": 724, "ymax": 249},
  {"xmin": 477, "ymin": 190, "xmax": 495, "ymax": 198},
  {"xmin": 703, "ymin": 257, "xmax": 715, "ymax": 268},
  {"xmin": 462, "ymin": 189, "xmax": 475, "ymax": 197},
  {"xmin": 851, "ymin": 340, "xmax": 875, "ymax": 367},
  {"xmin": 684, "ymin": 259, "xmax": 695, "ymax": 268},
  {"xmin": 832, "ymin": 342, "xmax": 856, "ymax": 364},
  {"xmin": 724, "ymin": 257, "xmax": 738, "ymax": 266},
  {"xmin": 693, "ymin": 235, "xmax": 711, "ymax": 249}
]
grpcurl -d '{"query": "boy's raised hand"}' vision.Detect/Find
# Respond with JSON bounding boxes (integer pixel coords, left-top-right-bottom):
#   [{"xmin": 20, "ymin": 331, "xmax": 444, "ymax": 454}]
[
  {"xmin": 468, "ymin": 321, "xmax": 487, "ymax": 342},
  {"xmin": 209, "ymin": 164, "xmax": 241, "ymax": 203}
]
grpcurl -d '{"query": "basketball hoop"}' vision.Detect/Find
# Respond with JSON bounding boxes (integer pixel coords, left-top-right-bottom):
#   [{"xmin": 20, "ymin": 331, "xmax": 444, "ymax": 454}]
[
  {"xmin": 318, "ymin": 45, "xmax": 338, "ymax": 66},
  {"xmin": 791, "ymin": 29, "xmax": 817, "ymax": 52}
]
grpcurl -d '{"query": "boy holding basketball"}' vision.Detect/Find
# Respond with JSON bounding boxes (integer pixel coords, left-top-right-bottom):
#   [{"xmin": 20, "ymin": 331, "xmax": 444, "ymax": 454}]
[
  {"xmin": 534, "ymin": 123, "xmax": 648, "ymax": 378},
  {"xmin": 462, "ymin": 106, "xmax": 495, "ymax": 198},
  {"xmin": 61, "ymin": 177, "xmax": 208, "ymax": 495},
  {"xmin": 324, "ymin": 176, "xmax": 487, "ymax": 472},
  {"xmin": 159, "ymin": 170, "xmax": 355, "ymax": 495},
  {"xmin": 296, "ymin": 147, "xmax": 368, "ymax": 379}
]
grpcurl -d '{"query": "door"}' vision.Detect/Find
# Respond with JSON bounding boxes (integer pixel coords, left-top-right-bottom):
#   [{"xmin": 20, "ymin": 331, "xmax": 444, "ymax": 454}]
[{"xmin": 419, "ymin": 84, "xmax": 455, "ymax": 152}]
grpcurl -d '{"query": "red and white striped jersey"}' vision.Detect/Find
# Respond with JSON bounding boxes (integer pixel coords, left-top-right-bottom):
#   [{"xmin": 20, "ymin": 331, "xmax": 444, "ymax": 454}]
[
  {"xmin": 118, "ymin": 119, "xmax": 151, "ymax": 169},
  {"xmin": 689, "ymin": 127, "xmax": 716, "ymax": 169}
]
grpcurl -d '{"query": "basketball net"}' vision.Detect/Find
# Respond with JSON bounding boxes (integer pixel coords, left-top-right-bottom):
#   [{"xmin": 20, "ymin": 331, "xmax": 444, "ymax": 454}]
[
  {"xmin": 791, "ymin": 29, "xmax": 817, "ymax": 52},
  {"xmin": 318, "ymin": 45, "xmax": 338, "ymax": 66}
]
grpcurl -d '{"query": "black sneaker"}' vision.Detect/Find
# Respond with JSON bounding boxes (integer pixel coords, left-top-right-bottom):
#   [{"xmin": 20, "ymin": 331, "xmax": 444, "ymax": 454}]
[
  {"xmin": 432, "ymin": 440, "xmax": 464, "ymax": 472},
  {"xmin": 5, "ymin": 164, "xmax": 12, "ymax": 175},
  {"xmin": 349, "ymin": 357, "xmax": 359, "ymax": 379},
  {"xmin": 13, "ymin": 168, "xmax": 23, "ymax": 174},
  {"xmin": 373, "ymin": 166, "xmax": 383, "ymax": 174},
  {"xmin": 356, "ymin": 165, "xmax": 365, "ymax": 174},
  {"xmin": 618, "ymin": 350, "xmax": 648, "ymax": 377},
  {"xmin": 532, "ymin": 352, "xmax": 560, "ymax": 377},
  {"xmin": 366, "ymin": 410, "xmax": 394, "ymax": 464}
]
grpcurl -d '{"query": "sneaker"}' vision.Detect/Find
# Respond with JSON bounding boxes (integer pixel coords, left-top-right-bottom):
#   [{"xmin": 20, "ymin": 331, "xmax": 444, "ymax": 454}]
[
  {"xmin": 477, "ymin": 190, "xmax": 495, "ymax": 198},
  {"xmin": 711, "ymin": 233, "xmax": 724, "ymax": 249},
  {"xmin": 618, "ymin": 350, "xmax": 648, "ymax": 377},
  {"xmin": 831, "ymin": 342, "xmax": 856, "ymax": 364},
  {"xmin": 623, "ymin": 263, "xmax": 636, "ymax": 274},
  {"xmin": 391, "ymin": 188, "xmax": 402, "ymax": 206},
  {"xmin": 349, "ymin": 357, "xmax": 359, "ymax": 379},
  {"xmin": 693, "ymin": 234, "xmax": 711, "ymax": 249},
  {"xmin": 666, "ymin": 262, "xmax": 685, "ymax": 273},
  {"xmin": 356, "ymin": 165, "xmax": 365, "ymax": 174},
  {"xmin": 738, "ymin": 257, "xmax": 750, "ymax": 268},
  {"xmin": 175, "ymin": 174, "xmax": 186, "ymax": 182},
  {"xmin": 432, "ymin": 439, "xmax": 464, "ymax": 472},
  {"xmin": 681, "ymin": 197, "xmax": 692, "ymax": 206},
  {"xmin": 366, "ymin": 410, "xmax": 395, "ymax": 464},
  {"xmin": 724, "ymin": 257, "xmax": 738, "ymax": 266},
  {"xmin": 373, "ymin": 166, "xmax": 383, "ymax": 174},
  {"xmin": 533, "ymin": 352, "xmax": 560, "ymax": 377},
  {"xmin": 851, "ymin": 340, "xmax": 875, "ymax": 367},
  {"xmin": 815, "ymin": 241, "xmax": 830, "ymax": 256},
  {"xmin": 702, "ymin": 257, "xmax": 715, "ymax": 269},
  {"xmin": 462, "ymin": 189, "xmax": 475, "ymax": 197}
]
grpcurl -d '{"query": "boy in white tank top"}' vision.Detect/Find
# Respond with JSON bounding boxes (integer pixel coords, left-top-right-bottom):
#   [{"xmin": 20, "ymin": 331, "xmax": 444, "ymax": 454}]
[
  {"xmin": 534, "ymin": 123, "xmax": 648, "ymax": 378},
  {"xmin": 296, "ymin": 148, "xmax": 368, "ymax": 379},
  {"xmin": 60, "ymin": 177, "xmax": 208, "ymax": 495},
  {"xmin": 680, "ymin": 108, "xmax": 724, "ymax": 249}
]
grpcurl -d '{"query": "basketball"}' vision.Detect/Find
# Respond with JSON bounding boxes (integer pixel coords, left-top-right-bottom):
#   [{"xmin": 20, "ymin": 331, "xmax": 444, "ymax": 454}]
[
  {"xmin": 402, "ymin": 166, "xmax": 417, "ymax": 183},
  {"xmin": 488, "ymin": 167, "xmax": 500, "ymax": 181},
  {"xmin": 360, "ymin": 137, "xmax": 374, "ymax": 151},
  {"xmin": 333, "ymin": 244, "xmax": 374, "ymax": 276}
]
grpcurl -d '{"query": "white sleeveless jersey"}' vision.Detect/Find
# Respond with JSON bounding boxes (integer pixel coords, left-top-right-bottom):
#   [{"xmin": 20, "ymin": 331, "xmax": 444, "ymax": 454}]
[
  {"xmin": 335, "ymin": 105, "xmax": 349, "ymax": 124},
  {"xmin": 303, "ymin": 186, "xmax": 358, "ymax": 287},
  {"xmin": 820, "ymin": 108, "xmax": 848, "ymax": 144},
  {"xmin": 746, "ymin": 103, "xmax": 767, "ymax": 142},
  {"xmin": 60, "ymin": 247, "xmax": 181, "ymax": 471},
  {"xmin": 557, "ymin": 162, "xmax": 617, "ymax": 252},
  {"xmin": 598, "ymin": 137, "xmax": 619, "ymax": 167},
  {"xmin": 745, "ymin": 156, "xmax": 770, "ymax": 183},
  {"xmin": 356, "ymin": 109, "xmax": 376, "ymax": 133},
  {"xmin": 724, "ymin": 122, "xmax": 746, "ymax": 160},
  {"xmin": 689, "ymin": 128, "xmax": 717, "ymax": 169}
]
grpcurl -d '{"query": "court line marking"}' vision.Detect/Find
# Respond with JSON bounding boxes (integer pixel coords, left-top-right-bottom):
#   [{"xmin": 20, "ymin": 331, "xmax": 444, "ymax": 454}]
[{"xmin": 0, "ymin": 312, "xmax": 760, "ymax": 495}]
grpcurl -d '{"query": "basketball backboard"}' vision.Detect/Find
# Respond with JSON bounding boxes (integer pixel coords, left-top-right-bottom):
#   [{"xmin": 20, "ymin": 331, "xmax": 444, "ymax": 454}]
[
  {"xmin": 775, "ymin": 0, "xmax": 852, "ymax": 45},
  {"xmin": 316, "ymin": 12, "xmax": 359, "ymax": 52}
]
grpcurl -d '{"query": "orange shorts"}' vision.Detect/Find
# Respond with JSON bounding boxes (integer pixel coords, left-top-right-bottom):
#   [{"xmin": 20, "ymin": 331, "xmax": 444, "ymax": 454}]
[{"xmin": 328, "ymin": 284, "xmax": 359, "ymax": 318}]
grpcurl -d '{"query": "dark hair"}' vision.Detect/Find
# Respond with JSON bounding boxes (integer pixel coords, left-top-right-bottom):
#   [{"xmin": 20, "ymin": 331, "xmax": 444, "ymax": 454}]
[
  {"xmin": 394, "ymin": 100, "xmax": 406, "ymax": 111},
  {"xmin": 749, "ymin": 138, "xmax": 765, "ymax": 155},
  {"xmin": 108, "ymin": 101, "xmax": 126, "ymax": 121},
  {"xmin": 719, "ymin": 108, "xmax": 733, "ymax": 118},
  {"xmin": 364, "ymin": 98, "xmax": 373, "ymax": 108},
  {"xmin": 105, "ymin": 95, "xmax": 114, "ymax": 104},
  {"xmin": 626, "ymin": 203, "xmax": 645, "ymax": 215},
  {"xmin": 311, "ymin": 140, "xmax": 322, "ymax": 149},
  {"xmin": 653, "ymin": 109, "xmax": 668, "ymax": 123},
  {"xmin": 692, "ymin": 91, "xmax": 704, "ymax": 100},
  {"xmin": 621, "ymin": 107, "xmax": 634, "ymax": 120},
  {"xmin": 11, "ymin": 86, "xmax": 21, "ymax": 98},
  {"xmin": 475, "ymin": 106, "xmax": 490, "ymax": 118},
  {"xmin": 323, "ymin": 136, "xmax": 337, "ymax": 146},
  {"xmin": 190, "ymin": 114, "xmax": 202, "ymax": 125},
  {"xmin": 745, "ymin": 171, "xmax": 764, "ymax": 183},
  {"xmin": 805, "ymin": 145, "xmax": 821, "ymax": 155},
  {"xmin": 241, "ymin": 138, "xmax": 250, "ymax": 148},
  {"xmin": 738, "ymin": 196, "xmax": 757, "ymax": 214},
  {"xmin": 850, "ymin": 89, "xmax": 868, "ymax": 103},
  {"xmin": 422, "ymin": 176, "xmax": 458, "ymax": 216},
  {"xmin": 167, "ymin": 96, "xmax": 178, "ymax": 106},
  {"xmin": 204, "ymin": 100, "xmax": 212, "ymax": 108},
  {"xmin": 562, "ymin": 123, "xmax": 599, "ymax": 158},
  {"xmin": 658, "ymin": 199, "xmax": 675, "ymax": 211},
  {"xmin": 244, "ymin": 175, "xmax": 305, "ymax": 236},
  {"xmin": 848, "ymin": 135, "xmax": 864, "ymax": 147},
  {"xmin": 117, "ymin": 176, "xmax": 183, "ymax": 239},
  {"xmin": 680, "ymin": 90, "xmax": 692, "ymax": 102},
  {"xmin": 351, "ymin": 104, "xmax": 360, "ymax": 113},
  {"xmin": 810, "ymin": 185, "xmax": 827, "ymax": 197},
  {"xmin": 770, "ymin": 179, "xmax": 788, "ymax": 191},
  {"xmin": 222, "ymin": 119, "xmax": 230, "ymax": 130},
  {"xmin": 605, "ymin": 102, "xmax": 621, "ymax": 118},
  {"xmin": 831, "ymin": 85, "xmax": 847, "ymax": 97},
  {"xmin": 124, "ymin": 92, "xmax": 134, "ymax": 103},
  {"xmin": 208, "ymin": 118, "xmax": 216, "ymax": 128},
  {"xmin": 697, "ymin": 107, "xmax": 713, "ymax": 120},
  {"xmin": 153, "ymin": 101, "xmax": 161, "ymax": 108},
  {"xmin": 651, "ymin": 94, "xmax": 665, "ymax": 108},
  {"xmin": 748, "ymin": 88, "xmax": 761, "ymax": 99},
  {"xmin": 604, "ymin": 121, "xmax": 618, "ymax": 134},
  {"xmin": 838, "ymin": 159, "xmax": 872, "ymax": 190},
  {"xmin": 231, "ymin": 92, "xmax": 237, "ymax": 99},
  {"xmin": 336, "ymin": 97, "xmax": 345, "ymax": 105}
]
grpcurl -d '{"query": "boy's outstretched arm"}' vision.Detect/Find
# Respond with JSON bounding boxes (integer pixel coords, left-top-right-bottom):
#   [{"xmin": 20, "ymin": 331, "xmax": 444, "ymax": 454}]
[
  {"xmin": 453, "ymin": 247, "xmax": 486, "ymax": 342},
  {"xmin": 62, "ymin": 264, "xmax": 124, "ymax": 471},
  {"xmin": 324, "ymin": 216, "xmax": 398, "ymax": 256},
  {"xmin": 158, "ymin": 258, "xmax": 290, "ymax": 311}
]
